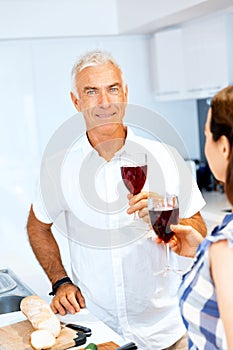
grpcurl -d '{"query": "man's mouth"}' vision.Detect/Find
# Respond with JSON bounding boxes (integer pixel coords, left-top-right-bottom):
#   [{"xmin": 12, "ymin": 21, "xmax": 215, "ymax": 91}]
[{"xmin": 96, "ymin": 112, "xmax": 116, "ymax": 119}]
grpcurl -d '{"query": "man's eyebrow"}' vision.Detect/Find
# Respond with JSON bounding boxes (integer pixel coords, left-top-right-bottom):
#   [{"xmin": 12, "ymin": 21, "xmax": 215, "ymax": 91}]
[
  {"xmin": 83, "ymin": 83, "xmax": 122, "ymax": 92},
  {"xmin": 83, "ymin": 86, "xmax": 98, "ymax": 92},
  {"xmin": 109, "ymin": 82, "xmax": 121, "ymax": 88}
]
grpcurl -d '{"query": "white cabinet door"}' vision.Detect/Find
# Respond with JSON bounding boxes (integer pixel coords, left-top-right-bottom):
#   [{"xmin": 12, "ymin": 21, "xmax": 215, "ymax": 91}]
[
  {"xmin": 183, "ymin": 15, "xmax": 230, "ymax": 98},
  {"xmin": 152, "ymin": 14, "xmax": 233, "ymax": 100},
  {"xmin": 152, "ymin": 28, "xmax": 185, "ymax": 99}
]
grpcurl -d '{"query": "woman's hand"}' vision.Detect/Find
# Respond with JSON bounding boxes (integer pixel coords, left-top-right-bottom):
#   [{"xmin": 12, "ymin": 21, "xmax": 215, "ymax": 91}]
[{"xmin": 168, "ymin": 224, "xmax": 204, "ymax": 258}]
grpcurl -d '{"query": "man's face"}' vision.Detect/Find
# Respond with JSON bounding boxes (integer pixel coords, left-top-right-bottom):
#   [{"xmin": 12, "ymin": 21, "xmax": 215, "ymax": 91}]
[{"xmin": 71, "ymin": 62, "xmax": 128, "ymax": 134}]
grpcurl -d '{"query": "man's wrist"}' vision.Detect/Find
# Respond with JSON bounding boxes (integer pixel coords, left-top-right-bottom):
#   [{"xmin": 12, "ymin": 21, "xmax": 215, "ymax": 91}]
[{"xmin": 49, "ymin": 276, "xmax": 73, "ymax": 296}]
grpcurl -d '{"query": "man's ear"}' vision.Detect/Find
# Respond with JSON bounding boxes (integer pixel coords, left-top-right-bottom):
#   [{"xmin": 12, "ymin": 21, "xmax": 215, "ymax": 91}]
[
  {"xmin": 70, "ymin": 91, "xmax": 81, "ymax": 112},
  {"xmin": 124, "ymin": 84, "xmax": 129, "ymax": 102},
  {"xmin": 219, "ymin": 135, "xmax": 231, "ymax": 160}
]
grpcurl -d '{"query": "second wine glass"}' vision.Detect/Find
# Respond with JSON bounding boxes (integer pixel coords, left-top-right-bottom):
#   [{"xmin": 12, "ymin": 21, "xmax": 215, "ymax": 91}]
[
  {"xmin": 120, "ymin": 152, "xmax": 147, "ymax": 220},
  {"xmin": 148, "ymin": 194, "xmax": 179, "ymax": 274}
]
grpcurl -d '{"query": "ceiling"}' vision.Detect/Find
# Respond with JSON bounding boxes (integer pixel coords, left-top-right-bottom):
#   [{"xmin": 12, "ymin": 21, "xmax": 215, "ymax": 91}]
[
  {"xmin": 117, "ymin": 0, "xmax": 233, "ymax": 34},
  {"xmin": 0, "ymin": 0, "xmax": 233, "ymax": 40}
]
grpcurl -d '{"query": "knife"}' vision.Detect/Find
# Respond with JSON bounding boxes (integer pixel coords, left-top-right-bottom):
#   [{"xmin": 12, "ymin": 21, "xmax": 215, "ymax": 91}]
[
  {"xmin": 116, "ymin": 342, "xmax": 138, "ymax": 350},
  {"xmin": 61, "ymin": 322, "xmax": 92, "ymax": 337},
  {"xmin": 61, "ymin": 331, "xmax": 87, "ymax": 349}
]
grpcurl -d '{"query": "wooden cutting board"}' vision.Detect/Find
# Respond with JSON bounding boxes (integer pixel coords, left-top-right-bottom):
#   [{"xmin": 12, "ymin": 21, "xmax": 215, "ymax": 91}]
[
  {"xmin": 0, "ymin": 320, "xmax": 119, "ymax": 350},
  {"xmin": 80, "ymin": 342, "xmax": 119, "ymax": 350},
  {"xmin": 0, "ymin": 319, "xmax": 78, "ymax": 350}
]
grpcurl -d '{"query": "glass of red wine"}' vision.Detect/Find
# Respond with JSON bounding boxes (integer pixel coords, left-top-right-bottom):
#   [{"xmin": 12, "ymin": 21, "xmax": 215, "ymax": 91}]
[
  {"xmin": 120, "ymin": 152, "xmax": 147, "ymax": 220},
  {"xmin": 148, "ymin": 194, "xmax": 179, "ymax": 274}
]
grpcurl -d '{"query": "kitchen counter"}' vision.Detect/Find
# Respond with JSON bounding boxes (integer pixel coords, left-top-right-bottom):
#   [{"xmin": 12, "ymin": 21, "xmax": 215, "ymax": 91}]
[
  {"xmin": 201, "ymin": 189, "xmax": 232, "ymax": 232},
  {"xmin": 0, "ymin": 305, "xmax": 125, "ymax": 348}
]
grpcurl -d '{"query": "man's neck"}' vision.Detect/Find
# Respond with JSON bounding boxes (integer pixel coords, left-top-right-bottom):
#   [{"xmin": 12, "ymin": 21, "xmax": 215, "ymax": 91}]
[{"xmin": 87, "ymin": 125, "xmax": 127, "ymax": 161}]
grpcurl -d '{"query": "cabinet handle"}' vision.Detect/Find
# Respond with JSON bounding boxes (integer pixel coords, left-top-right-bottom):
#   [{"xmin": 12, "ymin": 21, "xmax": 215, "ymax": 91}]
[
  {"xmin": 187, "ymin": 86, "xmax": 221, "ymax": 93},
  {"xmin": 156, "ymin": 90, "xmax": 179, "ymax": 95},
  {"xmin": 187, "ymin": 88, "xmax": 203, "ymax": 92},
  {"xmin": 204, "ymin": 86, "xmax": 221, "ymax": 91}
]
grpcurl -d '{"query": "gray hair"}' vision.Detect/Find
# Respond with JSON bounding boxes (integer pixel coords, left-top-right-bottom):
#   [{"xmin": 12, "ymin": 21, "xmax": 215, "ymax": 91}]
[{"xmin": 71, "ymin": 49, "xmax": 125, "ymax": 97}]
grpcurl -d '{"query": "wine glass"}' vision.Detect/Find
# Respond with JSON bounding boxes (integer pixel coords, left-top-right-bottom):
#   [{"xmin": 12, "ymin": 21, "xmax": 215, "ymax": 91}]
[
  {"xmin": 120, "ymin": 152, "xmax": 147, "ymax": 220},
  {"xmin": 148, "ymin": 194, "xmax": 179, "ymax": 274}
]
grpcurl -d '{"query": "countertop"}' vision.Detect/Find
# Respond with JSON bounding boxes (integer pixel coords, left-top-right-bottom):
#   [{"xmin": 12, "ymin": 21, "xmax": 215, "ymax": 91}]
[
  {"xmin": 0, "ymin": 305, "xmax": 125, "ymax": 348},
  {"xmin": 201, "ymin": 189, "xmax": 232, "ymax": 231}
]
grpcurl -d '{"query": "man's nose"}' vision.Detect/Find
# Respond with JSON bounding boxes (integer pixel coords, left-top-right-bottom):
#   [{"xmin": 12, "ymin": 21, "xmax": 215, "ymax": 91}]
[{"xmin": 98, "ymin": 90, "xmax": 111, "ymax": 107}]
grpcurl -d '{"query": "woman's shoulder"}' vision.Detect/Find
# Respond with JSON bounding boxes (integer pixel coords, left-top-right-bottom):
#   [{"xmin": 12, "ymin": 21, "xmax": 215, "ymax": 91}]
[{"xmin": 208, "ymin": 213, "xmax": 233, "ymax": 246}]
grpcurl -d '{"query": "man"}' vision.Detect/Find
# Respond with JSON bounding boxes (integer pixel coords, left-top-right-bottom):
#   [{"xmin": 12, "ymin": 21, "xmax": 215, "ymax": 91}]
[{"xmin": 27, "ymin": 50, "xmax": 206, "ymax": 349}]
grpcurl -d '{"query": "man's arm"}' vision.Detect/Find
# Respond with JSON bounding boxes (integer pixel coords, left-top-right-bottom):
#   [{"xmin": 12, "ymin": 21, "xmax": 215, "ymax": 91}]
[
  {"xmin": 27, "ymin": 206, "xmax": 85, "ymax": 315},
  {"xmin": 27, "ymin": 206, "xmax": 66, "ymax": 285},
  {"xmin": 179, "ymin": 211, "xmax": 207, "ymax": 237},
  {"xmin": 168, "ymin": 224, "xmax": 204, "ymax": 257}
]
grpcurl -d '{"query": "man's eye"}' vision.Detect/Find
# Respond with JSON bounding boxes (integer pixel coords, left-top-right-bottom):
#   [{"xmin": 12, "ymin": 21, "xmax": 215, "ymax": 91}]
[
  {"xmin": 110, "ymin": 87, "xmax": 119, "ymax": 94},
  {"xmin": 86, "ymin": 89, "xmax": 96, "ymax": 95}
]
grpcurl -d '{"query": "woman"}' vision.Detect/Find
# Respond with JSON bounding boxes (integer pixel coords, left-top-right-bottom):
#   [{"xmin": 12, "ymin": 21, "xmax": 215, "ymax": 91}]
[{"xmin": 169, "ymin": 85, "xmax": 233, "ymax": 349}]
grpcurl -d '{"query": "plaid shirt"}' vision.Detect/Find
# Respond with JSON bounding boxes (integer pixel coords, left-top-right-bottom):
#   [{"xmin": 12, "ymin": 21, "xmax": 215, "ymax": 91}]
[{"xmin": 179, "ymin": 213, "xmax": 233, "ymax": 349}]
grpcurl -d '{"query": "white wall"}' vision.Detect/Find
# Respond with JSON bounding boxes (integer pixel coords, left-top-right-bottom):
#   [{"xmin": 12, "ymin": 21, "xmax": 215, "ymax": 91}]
[
  {"xmin": 0, "ymin": 35, "xmax": 199, "ymax": 295},
  {"xmin": 152, "ymin": 99, "xmax": 200, "ymax": 160}
]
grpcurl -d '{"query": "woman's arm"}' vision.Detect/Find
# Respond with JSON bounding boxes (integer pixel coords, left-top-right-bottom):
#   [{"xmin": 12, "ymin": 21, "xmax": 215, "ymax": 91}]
[{"xmin": 210, "ymin": 240, "xmax": 233, "ymax": 349}]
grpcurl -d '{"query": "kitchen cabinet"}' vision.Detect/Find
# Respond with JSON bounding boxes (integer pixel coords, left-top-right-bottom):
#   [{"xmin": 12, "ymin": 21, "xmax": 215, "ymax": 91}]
[
  {"xmin": 183, "ymin": 15, "xmax": 233, "ymax": 98},
  {"xmin": 152, "ymin": 14, "xmax": 233, "ymax": 100},
  {"xmin": 151, "ymin": 28, "xmax": 185, "ymax": 99}
]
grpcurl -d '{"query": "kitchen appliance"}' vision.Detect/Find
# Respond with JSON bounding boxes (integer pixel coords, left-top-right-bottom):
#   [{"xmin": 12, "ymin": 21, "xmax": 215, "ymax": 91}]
[{"xmin": 0, "ymin": 268, "xmax": 34, "ymax": 314}]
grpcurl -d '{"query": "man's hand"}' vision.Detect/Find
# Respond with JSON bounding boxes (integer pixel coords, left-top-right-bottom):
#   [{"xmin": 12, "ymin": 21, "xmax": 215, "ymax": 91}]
[
  {"xmin": 127, "ymin": 192, "xmax": 164, "ymax": 226},
  {"xmin": 127, "ymin": 192, "xmax": 150, "ymax": 223},
  {"xmin": 50, "ymin": 284, "xmax": 85, "ymax": 316},
  {"xmin": 168, "ymin": 224, "xmax": 204, "ymax": 258}
]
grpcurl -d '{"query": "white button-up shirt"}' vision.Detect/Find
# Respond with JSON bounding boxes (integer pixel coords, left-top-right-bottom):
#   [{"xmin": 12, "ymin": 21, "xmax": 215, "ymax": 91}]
[{"xmin": 33, "ymin": 127, "xmax": 205, "ymax": 349}]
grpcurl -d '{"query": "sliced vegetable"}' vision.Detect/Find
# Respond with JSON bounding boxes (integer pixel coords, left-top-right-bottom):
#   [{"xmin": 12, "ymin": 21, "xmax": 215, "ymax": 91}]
[{"xmin": 84, "ymin": 343, "xmax": 98, "ymax": 350}]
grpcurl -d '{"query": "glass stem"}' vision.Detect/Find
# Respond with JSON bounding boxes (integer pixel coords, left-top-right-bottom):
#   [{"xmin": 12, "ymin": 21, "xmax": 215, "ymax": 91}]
[{"xmin": 165, "ymin": 243, "xmax": 170, "ymax": 271}]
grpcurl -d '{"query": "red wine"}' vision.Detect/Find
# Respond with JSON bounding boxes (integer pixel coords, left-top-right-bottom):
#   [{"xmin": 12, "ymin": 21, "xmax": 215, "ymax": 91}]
[
  {"xmin": 149, "ymin": 207, "xmax": 179, "ymax": 243},
  {"xmin": 121, "ymin": 165, "xmax": 147, "ymax": 195}
]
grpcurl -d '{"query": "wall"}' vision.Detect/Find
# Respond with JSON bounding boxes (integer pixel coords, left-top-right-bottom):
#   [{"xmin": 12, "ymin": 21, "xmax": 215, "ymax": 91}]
[{"xmin": 0, "ymin": 35, "xmax": 199, "ymax": 295}]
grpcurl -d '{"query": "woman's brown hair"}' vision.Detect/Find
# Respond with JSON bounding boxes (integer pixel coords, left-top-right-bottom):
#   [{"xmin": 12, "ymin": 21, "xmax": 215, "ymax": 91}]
[{"xmin": 210, "ymin": 85, "xmax": 233, "ymax": 205}]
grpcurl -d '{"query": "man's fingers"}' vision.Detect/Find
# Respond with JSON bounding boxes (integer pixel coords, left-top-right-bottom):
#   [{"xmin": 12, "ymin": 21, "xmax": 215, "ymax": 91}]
[
  {"xmin": 138, "ymin": 207, "xmax": 150, "ymax": 222},
  {"xmin": 76, "ymin": 288, "xmax": 86, "ymax": 308},
  {"xmin": 127, "ymin": 198, "xmax": 148, "ymax": 214},
  {"xmin": 50, "ymin": 284, "xmax": 85, "ymax": 316},
  {"xmin": 155, "ymin": 237, "xmax": 163, "ymax": 244},
  {"xmin": 51, "ymin": 297, "xmax": 69, "ymax": 316},
  {"xmin": 128, "ymin": 191, "xmax": 148, "ymax": 204},
  {"xmin": 52, "ymin": 293, "xmax": 79, "ymax": 315}
]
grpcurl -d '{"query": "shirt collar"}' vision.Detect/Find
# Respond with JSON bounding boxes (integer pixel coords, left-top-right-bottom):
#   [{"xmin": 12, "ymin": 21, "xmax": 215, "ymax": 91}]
[{"xmin": 81, "ymin": 126, "xmax": 137, "ymax": 158}]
